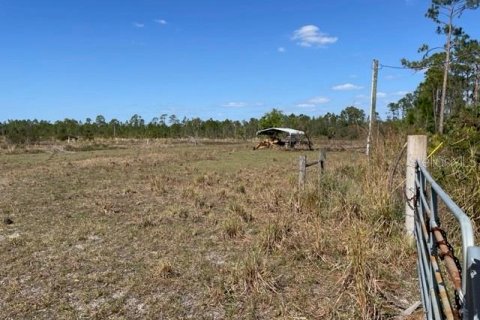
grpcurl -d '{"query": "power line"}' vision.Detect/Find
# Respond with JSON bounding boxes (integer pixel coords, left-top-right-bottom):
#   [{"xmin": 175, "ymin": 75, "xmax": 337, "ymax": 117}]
[{"xmin": 379, "ymin": 63, "xmax": 422, "ymax": 70}]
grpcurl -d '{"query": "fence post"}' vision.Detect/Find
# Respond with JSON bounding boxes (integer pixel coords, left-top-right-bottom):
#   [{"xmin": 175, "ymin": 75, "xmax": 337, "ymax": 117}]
[
  {"xmin": 299, "ymin": 155, "xmax": 306, "ymax": 189},
  {"xmin": 319, "ymin": 148, "xmax": 326, "ymax": 173},
  {"xmin": 405, "ymin": 135, "xmax": 427, "ymax": 238}
]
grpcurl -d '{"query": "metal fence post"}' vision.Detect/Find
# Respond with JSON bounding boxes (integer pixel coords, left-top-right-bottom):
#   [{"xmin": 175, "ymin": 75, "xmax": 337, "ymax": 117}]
[
  {"xmin": 405, "ymin": 135, "xmax": 427, "ymax": 238},
  {"xmin": 465, "ymin": 246, "xmax": 480, "ymax": 319}
]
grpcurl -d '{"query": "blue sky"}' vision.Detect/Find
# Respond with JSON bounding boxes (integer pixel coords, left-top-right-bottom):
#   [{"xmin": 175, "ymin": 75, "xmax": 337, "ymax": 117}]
[{"xmin": 0, "ymin": 0, "xmax": 479, "ymax": 122}]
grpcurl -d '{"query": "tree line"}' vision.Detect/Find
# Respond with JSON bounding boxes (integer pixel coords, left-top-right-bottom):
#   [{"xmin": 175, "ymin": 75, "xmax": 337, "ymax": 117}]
[{"xmin": 0, "ymin": 106, "xmax": 369, "ymax": 144}]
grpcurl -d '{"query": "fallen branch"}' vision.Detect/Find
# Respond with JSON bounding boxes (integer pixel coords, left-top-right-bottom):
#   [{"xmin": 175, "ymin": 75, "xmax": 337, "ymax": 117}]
[{"xmin": 398, "ymin": 301, "xmax": 421, "ymax": 319}]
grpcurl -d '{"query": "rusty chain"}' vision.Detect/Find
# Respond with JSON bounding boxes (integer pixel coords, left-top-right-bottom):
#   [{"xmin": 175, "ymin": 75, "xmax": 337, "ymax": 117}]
[
  {"xmin": 410, "ymin": 183, "xmax": 464, "ymax": 314},
  {"xmin": 431, "ymin": 226, "xmax": 464, "ymax": 313},
  {"xmin": 404, "ymin": 187, "xmax": 417, "ymax": 211}
]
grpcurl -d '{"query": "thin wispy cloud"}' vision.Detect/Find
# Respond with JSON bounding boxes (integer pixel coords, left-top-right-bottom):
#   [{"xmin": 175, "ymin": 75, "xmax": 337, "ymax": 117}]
[
  {"xmin": 394, "ymin": 91, "xmax": 409, "ymax": 96},
  {"xmin": 332, "ymin": 83, "xmax": 363, "ymax": 91},
  {"xmin": 292, "ymin": 25, "xmax": 338, "ymax": 47},
  {"xmin": 133, "ymin": 22, "xmax": 145, "ymax": 28},
  {"xmin": 297, "ymin": 96, "xmax": 330, "ymax": 108},
  {"xmin": 308, "ymin": 96, "xmax": 330, "ymax": 104},
  {"xmin": 154, "ymin": 19, "xmax": 167, "ymax": 25},
  {"xmin": 278, "ymin": 47, "xmax": 286, "ymax": 53},
  {"xmin": 222, "ymin": 102, "xmax": 247, "ymax": 108},
  {"xmin": 377, "ymin": 92, "xmax": 387, "ymax": 98}
]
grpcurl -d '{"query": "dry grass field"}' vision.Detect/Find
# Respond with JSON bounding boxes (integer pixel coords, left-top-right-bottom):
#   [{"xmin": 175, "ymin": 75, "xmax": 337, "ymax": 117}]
[{"xmin": 0, "ymin": 140, "xmax": 422, "ymax": 319}]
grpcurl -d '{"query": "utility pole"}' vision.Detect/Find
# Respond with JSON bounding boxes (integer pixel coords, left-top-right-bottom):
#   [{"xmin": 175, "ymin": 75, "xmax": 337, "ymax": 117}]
[
  {"xmin": 474, "ymin": 65, "xmax": 479, "ymax": 107},
  {"xmin": 438, "ymin": 7, "xmax": 454, "ymax": 135},
  {"xmin": 366, "ymin": 59, "xmax": 378, "ymax": 157}
]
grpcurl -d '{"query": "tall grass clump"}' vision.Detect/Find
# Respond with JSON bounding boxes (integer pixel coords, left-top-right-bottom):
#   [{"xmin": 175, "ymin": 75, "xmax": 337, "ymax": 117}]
[
  {"xmin": 259, "ymin": 217, "xmax": 291, "ymax": 252},
  {"xmin": 295, "ymin": 135, "xmax": 419, "ymax": 318},
  {"xmin": 231, "ymin": 250, "xmax": 277, "ymax": 294},
  {"xmin": 222, "ymin": 215, "xmax": 244, "ymax": 239},
  {"xmin": 430, "ymin": 138, "xmax": 480, "ymax": 246}
]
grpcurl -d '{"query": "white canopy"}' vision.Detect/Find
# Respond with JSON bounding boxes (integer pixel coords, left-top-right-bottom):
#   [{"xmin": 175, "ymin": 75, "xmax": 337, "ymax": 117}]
[{"xmin": 256, "ymin": 127, "xmax": 305, "ymax": 136}]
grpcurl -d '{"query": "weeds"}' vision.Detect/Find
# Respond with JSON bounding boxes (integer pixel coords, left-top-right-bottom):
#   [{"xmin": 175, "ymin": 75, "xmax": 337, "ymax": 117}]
[
  {"xmin": 0, "ymin": 140, "xmax": 420, "ymax": 319},
  {"xmin": 234, "ymin": 251, "xmax": 277, "ymax": 293},
  {"xmin": 152, "ymin": 259, "xmax": 176, "ymax": 279},
  {"xmin": 229, "ymin": 202, "xmax": 253, "ymax": 223},
  {"xmin": 222, "ymin": 215, "xmax": 244, "ymax": 239},
  {"xmin": 260, "ymin": 217, "xmax": 291, "ymax": 252}
]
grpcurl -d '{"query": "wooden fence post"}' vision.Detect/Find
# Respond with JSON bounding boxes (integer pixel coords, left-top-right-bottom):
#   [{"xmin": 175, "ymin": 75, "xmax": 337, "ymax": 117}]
[
  {"xmin": 299, "ymin": 155, "xmax": 306, "ymax": 189},
  {"xmin": 319, "ymin": 148, "xmax": 326, "ymax": 173},
  {"xmin": 405, "ymin": 135, "xmax": 427, "ymax": 238}
]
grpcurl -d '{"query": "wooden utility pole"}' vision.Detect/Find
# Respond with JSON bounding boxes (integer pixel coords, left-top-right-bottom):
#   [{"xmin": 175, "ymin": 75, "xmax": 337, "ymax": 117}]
[
  {"xmin": 405, "ymin": 135, "xmax": 427, "ymax": 238},
  {"xmin": 366, "ymin": 59, "xmax": 378, "ymax": 157},
  {"xmin": 438, "ymin": 7, "xmax": 454, "ymax": 135},
  {"xmin": 474, "ymin": 65, "xmax": 479, "ymax": 107}
]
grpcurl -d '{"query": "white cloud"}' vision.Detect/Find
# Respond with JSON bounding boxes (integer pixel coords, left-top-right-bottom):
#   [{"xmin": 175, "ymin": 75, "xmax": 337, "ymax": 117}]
[
  {"xmin": 133, "ymin": 22, "xmax": 145, "ymax": 28},
  {"xmin": 377, "ymin": 92, "xmax": 387, "ymax": 98},
  {"xmin": 222, "ymin": 102, "xmax": 246, "ymax": 108},
  {"xmin": 394, "ymin": 91, "xmax": 409, "ymax": 96},
  {"xmin": 154, "ymin": 19, "xmax": 167, "ymax": 25},
  {"xmin": 278, "ymin": 47, "xmax": 286, "ymax": 53},
  {"xmin": 308, "ymin": 96, "xmax": 330, "ymax": 104},
  {"xmin": 332, "ymin": 83, "xmax": 363, "ymax": 91},
  {"xmin": 297, "ymin": 96, "xmax": 330, "ymax": 108},
  {"xmin": 296, "ymin": 103, "xmax": 316, "ymax": 108},
  {"xmin": 292, "ymin": 25, "xmax": 338, "ymax": 47}
]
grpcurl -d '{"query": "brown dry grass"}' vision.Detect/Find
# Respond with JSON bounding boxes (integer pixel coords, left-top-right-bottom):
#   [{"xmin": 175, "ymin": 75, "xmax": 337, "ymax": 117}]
[{"xmin": 0, "ymin": 140, "xmax": 419, "ymax": 319}]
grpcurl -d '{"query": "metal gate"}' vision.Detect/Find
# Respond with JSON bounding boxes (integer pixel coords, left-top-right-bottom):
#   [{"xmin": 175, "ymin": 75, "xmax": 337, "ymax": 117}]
[{"xmin": 413, "ymin": 161, "xmax": 479, "ymax": 320}]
